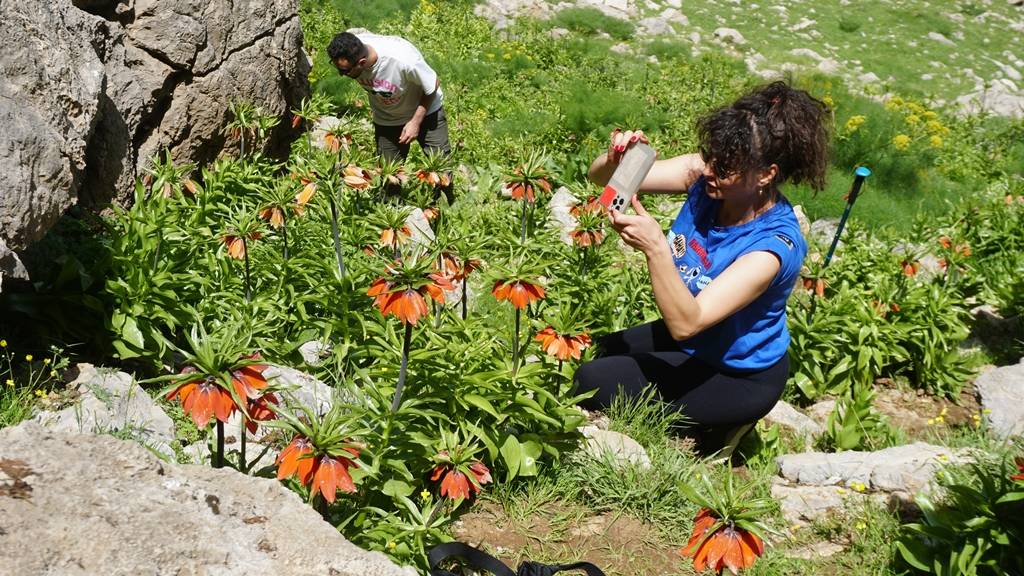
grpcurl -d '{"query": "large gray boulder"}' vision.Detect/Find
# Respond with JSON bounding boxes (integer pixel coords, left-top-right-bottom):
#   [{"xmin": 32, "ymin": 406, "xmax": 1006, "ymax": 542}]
[
  {"xmin": 975, "ymin": 358, "xmax": 1024, "ymax": 437},
  {"xmin": 0, "ymin": 0, "xmax": 309, "ymax": 252},
  {"xmin": 0, "ymin": 422, "xmax": 416, "ymax": 576}
]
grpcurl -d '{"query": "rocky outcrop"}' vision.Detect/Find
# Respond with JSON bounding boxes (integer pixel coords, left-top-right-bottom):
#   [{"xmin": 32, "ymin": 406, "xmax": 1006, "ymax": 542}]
[
  {"xmin": 975, "ymin": 358, "xmax": 1024, "ymax": 437},
  {"xmin": 0, "ymin": 0, "xmax": 309, "ymax": 252},
  {"xmin": 0, "ymin": 422, "xmax": 415, "ymax": 576}
]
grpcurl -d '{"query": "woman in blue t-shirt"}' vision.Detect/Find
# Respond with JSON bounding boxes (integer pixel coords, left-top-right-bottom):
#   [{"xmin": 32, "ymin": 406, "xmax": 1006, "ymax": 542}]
[{"xmin": 575, "ymin": 81, "xmax": 829, "ymax": 453}]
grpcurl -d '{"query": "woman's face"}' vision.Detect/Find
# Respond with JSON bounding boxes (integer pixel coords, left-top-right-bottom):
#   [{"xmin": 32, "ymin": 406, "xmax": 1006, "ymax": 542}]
[{"xmin": 701, "ymin": 162, "xmax": 763, "ymax": 202}]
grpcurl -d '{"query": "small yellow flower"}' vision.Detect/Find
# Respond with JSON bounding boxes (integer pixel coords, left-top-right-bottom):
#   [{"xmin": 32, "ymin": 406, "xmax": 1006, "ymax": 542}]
[
  {"xmin": 844, "ymin": 115, "xmax": 867, "ymax": 132},
  {"xmin": 0, "ymin": 339, "xmax": 7, "ymax": 348},
  {"xmin": 983, "ymin": 409, "xmax": 992, "ymax": 414},
  {"xmin": 937, "ymin": 454, "xmax": 949, "ymax": 462},
  {"xmin": 387, "ymin": 541, "xmax": 397, "ymax": 551},
  {"xmin": 905, "ymin": 114, "xmax": 921, "ymax": 125},
  {"xmin": 925, "ymin": 119, "xmax": 947, "ymax": 134},
  {"xmin": 4, "ymin": 379, "xmax": 13, "ymax": 387},
  {"xmin": 927, "ymin": 418, "xmax": 936, "ymax": 426},
  {"xmin": 893, "ymin": 134, "xmax": 911, "ymax": 151},
  {"xmin": 43, "ymin": 358, "xmax": 51, "ymax": 365},
  {"xmin": 25, "ymin": 354, "xmax": 33, "ymax": 362},
  {"xmin": 420, "ymin": 489, "xmax": 431, "ymax": 500},
  {"xmin": 855, "ymin": 521, "xmax": 867, "ymax": 531},
  {"xmin": 34, "ymin": 389, "xmax": 46, "ymax": 398},
  {"xmin": 836, "ymin": 487, "xmax": 847, "ymax": 495},
  {"xmin": 823, "ymin": 95, "xmax": 835, "ymax": 108},
  {"xmin": 852, "ymin": 482, "xmax": 866, "ymax": 492},
  {"xmin": 929, "ymin": 135, "xmax": 943, "ymax": 148},
  {"xmin": 923, "ymin": 110, "xmax": 938, "ymax": 120},
  {"xmin": 503, "ymin": 53, "xmax": 512, "ymax": 60},
  {"xmin": 485, "ymin": 53, "xmax": 495, "ymax": 59},
  {"xmin": 940, "ymin": 407, "xmax": 948, "ymax": 417},
  {"xmin": 50, "ymin": 370, "xmax": 58, "ymax": 378}
]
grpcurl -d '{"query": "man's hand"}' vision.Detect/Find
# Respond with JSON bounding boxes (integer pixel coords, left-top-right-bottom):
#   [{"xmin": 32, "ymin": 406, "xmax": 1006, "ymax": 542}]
[
  {"xmin": 399, "ymin": 119, "xmax": 422, "ymax": 145},
  {"xmin": 609, "ymin": 196, "xmax": 667, "ymax": 258}
]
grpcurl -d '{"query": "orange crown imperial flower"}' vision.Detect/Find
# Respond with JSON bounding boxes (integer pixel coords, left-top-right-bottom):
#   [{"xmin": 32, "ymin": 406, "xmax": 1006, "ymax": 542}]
[
  {"xmin": 681, "ymin": 508, "xmax": 764, "ymax": 575},
  {"xmin": 367, "ymin": 272, "xmax": 455, "ymax": 325},
  {"xmin": 310, "ymin": 452, "xmax": 359, "ymax": 503},
  {"xmin": 166, "ymin": 373, "xmax": 237, "ymax": 429},
  {"xmin": 416, "ymin": 169, "xmax": 451, "ymax": 188},
  {"xmin": 535, "ymin": 327, "xmax": 592, "ymax": 361},
  {"xmin": 430, "ymin": 460, "xmax": 492, "ymax": 501},
  {"xmin": 570, "ymin": 228, "xmax": 605, "ymax": 248},
  {"xmin": 223, "ymin": 232, "xmax": 262, "ymax": 260},
  {"xmin": 492, "ymin": 279, "xmax": 545, "ymax": 310}
]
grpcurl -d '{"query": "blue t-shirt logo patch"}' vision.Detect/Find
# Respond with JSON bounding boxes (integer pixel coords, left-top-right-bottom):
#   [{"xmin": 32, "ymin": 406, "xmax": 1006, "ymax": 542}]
[{"xmin": 775, "ymin": 233, "xmax": 795, "ymax": 250}]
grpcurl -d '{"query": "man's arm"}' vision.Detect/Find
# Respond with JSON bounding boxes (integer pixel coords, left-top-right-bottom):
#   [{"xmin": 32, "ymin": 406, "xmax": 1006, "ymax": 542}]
[{"xmin": 399, "ymin": 78, "xmax": 439, "ymax": 145}]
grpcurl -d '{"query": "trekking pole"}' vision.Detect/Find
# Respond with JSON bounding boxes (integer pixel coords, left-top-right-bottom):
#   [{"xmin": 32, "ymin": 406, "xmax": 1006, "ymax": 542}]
[
  {"xmin": 823, "ymin": 166, "xmax": 871, "ymax": 268},
  {"xmin": 808, "ymin": 166, "xmax": 870, "ymax": 322}
]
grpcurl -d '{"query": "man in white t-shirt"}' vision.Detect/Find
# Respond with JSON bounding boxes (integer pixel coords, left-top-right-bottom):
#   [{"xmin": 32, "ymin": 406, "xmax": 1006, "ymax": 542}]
[{"xmin": 327, "ymin": 31, "xmax": 451, "ymax": 169}]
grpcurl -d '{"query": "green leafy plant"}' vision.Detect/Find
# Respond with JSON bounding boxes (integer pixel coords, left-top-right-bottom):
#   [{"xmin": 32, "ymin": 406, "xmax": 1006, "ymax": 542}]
[{"xmin": 897, "ymin": 454, "xmax": 1024, "ymax": 575}]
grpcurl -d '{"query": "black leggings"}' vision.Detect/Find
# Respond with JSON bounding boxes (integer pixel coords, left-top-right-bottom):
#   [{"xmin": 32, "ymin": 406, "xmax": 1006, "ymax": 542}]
[{"xmin": 574, "ymin": 320, "xmax": 788, "ymax": 429}]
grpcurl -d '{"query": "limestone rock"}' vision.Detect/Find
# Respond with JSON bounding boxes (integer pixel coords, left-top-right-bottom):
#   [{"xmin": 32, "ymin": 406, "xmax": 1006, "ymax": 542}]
[
  {"xmin": 405, "ymin": 207, "xmax": 436, "ymax": 249},
  {"xmin": 1, "ymin": 0, "xmax": 308, "ymax": 253},
  {"xmin": 264, "ymin": 365, "xmax": 339, "ymax": 416},
  {"xmin": 299, "ymin": 340, "xmax": 333, "ymax": 366},
  {"xmin": 0, "ymin": 237, "xmax": 29, "ymax": 293},
  {"xmin": 974, "ymin": 358, "xmax": 1024, "ymax": 437},
  {"xmin": 956, "ymin": 78, "xmax": 1024, "ymax": 118},
  {"xmin": 713, "ymin": 27, "xmax": 746, "ymax": 45},
  {"xmin": 548, "ymin": 186, "xmax": 581, "ymax": 245},
  {"xmin": 0, "ymin": 422, "xmax": 416, "ymax": 576},
  {"xmin": 809, "ymin": 218, "xmax": 839, "ymax": 246},
  {"xmin": 771, "ymin": 478, "xmax": 894, "ymax": 526},
  {"xmin": 580, "ymin": 425, "xmax": 651, "ymax": 469},
  {"xmin": 776, "ymin": 442, "xmax": 967, "ymax": 494},
  {"xmin": 30, "ymin": 363, "xmax": 176, "ymax": 460},
  {"xmin": 806, "ymin": 398, "xmax": 836, "ymax": 427},
  {"xmin": 763, "ymin": 400, "xmax": 823, "ymax": 438}
]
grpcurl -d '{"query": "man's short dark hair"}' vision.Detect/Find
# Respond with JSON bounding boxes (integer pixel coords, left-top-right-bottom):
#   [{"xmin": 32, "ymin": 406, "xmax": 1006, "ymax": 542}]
[{"xmin": 327, "ymin": 32, "xmax": 368, "ymax": 63}]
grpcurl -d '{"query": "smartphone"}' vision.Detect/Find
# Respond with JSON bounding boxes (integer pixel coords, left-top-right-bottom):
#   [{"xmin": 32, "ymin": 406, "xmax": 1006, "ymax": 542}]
[{"xmin": 598, "ymin": 143, "xmax": 657, "ymax": 212}]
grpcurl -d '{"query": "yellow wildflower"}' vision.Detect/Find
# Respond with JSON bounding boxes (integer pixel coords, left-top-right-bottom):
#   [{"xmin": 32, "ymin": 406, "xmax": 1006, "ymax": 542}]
[
  {"xmin": 905, "ymin": 114, "xmax": 921, "ymax": 125},
  {"xmin": 5, "ymin": 379, "xmax": 13, "ymax": 387},
  {"xmin": 940, "ymin": 407, "xmax": 948, "ymax": 417},
  {"xmin": 927, "ymin": 418, "xmax": 936, "ymax": 426},
  {"xmin": 50, "ymin": 370, "xmax": 58, "ymax": 378},
  {"xmin": 43, "ymin": 358, "xmax": 51, "ymax": 365},
  {"xmin": 983, "ymin": 409, "xmax": 992, "ymax": 414},
  {"xmin": 34, "ymin": 389, "xmax": 46, "ymax": 398},
  {"xmin": 885, "ymin": 96, "xmax": 904, "ymax": 111},
  {"xmin": 937, "ymin": 454, "xmax": 949, "ymax": 462},
  {"xmin": 907, "ymin": 102, "xmax": 925, "ymax": 114},
  {"xmin": 0, "ymin": 339, "xmax": 6, "ymax": 348},
  {"xmin": 420, "ymin": 489, "xmax": 431, "ymax": 500},
  {"xmin": 893, "ymin": 134, "xmax": 912, "ymax": 151},
  {"xmin": 485, "ymin": 53, "xmax": 495, "ymax": 59},
  {"xmin": 503, "ymin": 53, "xmax": 512, "ymax": 60},
  {"xmin": 923, "ymin": 110, "xmax": 938, "ymax": 120},
  {"xmin": 25, "ymin": 354, "xmax": 33, "ymax": 362},
  {"xmin": 852, "ymin": 482, "xmax": 867, "ymax": 492},
  {"xmin": 844, "ymin": 115, "xmax": 867, "ymax": 132},
  {"xmin": 836, "ymin": 487, "xmax": 847, "ymax": 495},
  {"xmin": 855, "ymin": 521, "xmax": 867, "ymax": 531},
  {"xmin": 823, "ymin": 95, "xmax": 835, "ymax": 108},
  {"xmin": 929, "ymin": 135, "xmax": 943, "ymax": 148},
  {"xmin": 387, "ymin": 541, "xmax": 397, "ymax": 551}
]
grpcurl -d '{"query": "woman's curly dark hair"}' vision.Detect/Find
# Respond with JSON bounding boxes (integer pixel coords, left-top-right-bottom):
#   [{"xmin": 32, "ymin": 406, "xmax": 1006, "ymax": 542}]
[{"xmin": 697, "ymin": 81, "xmax": 830, "ymax": 191}]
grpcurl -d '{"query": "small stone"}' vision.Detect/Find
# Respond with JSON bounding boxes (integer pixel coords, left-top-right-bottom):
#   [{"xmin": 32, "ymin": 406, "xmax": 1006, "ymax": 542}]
[
  {"xmin": 579, "ymin": 425, "xmax": 651, "ymax": 469},
  {"xmin": 713, "ymin": 27, "xmax": 746, "ymax": 45},
  {"xmin": 763, "ymin": 400, "xmax": 823, "ymax": 438},
  {"xmin": 975, "ymin": 358, "xmax": 1024, "ymax": 437}
]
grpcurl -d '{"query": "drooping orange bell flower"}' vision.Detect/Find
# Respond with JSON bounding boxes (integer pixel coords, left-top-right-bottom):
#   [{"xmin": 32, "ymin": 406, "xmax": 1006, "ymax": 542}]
[
  {"xmin": 440, "ymin": 253, "xmax": 481, "ymax": 282},
  {"xmin": 492, "ymin": 279, "xmax": 545, "ymax": 310},
  {"xmin": 294, "ymin": 179, "xmax": 317, "ymax": 216},
  {"xmin": 901, "ymin": 260, "xmax": 919, "ymax": 277},
  {"xmin": 276, "ymin": 435, "xmax": 316, "ymax": 485},
  {"xmin": 259, "ymin": 206, "xmax": 286, "ymax": 228},
  {"xmin": 223, "ymin": 232, "xmax": 262, "ymax": 260},
  {"xmin": 570, "ymin": 228, "xmax": 605, "ymax": 248},
  {"xmin": 245, "ymin": 392, "xmax": 278, "ymax": 434},
  {"xmin": 503, "ymin": 178, "xmax": 552, "ymax": 203},
  {"xmin": 1011, "ymin": 457, "xmax": 1024, "ymax": 482},
  {"xmin": 535, "ymin": 327, "xmax": 592, "ymax": 361},
  {"xmin": 681, "ymin": 508, "xmax": 764, "ymax": 575},
  {"xmin": 166, "ymin": 376, "xmax": 237, "ymax": 429},
  {"xmin": 309, "ymin": 451, "xmax": 359, "ymax": 503},
  {"xmin": 417, "ymin": 169, "xmax": 451, "ymax": 188},
  {"xmin": 380, "ymin": 225, "xmax": 412, "ymax": 249},
  {"xmin": 368, "ymin": 272, "xmax": 454, "ymax": 325},
  {"xmin": 343, "ymin": 165, "xmax": 371, "ymax": 190},
  {"xmin": 430, "ymin": 460, "xmax": 492, "ymax": 501}
]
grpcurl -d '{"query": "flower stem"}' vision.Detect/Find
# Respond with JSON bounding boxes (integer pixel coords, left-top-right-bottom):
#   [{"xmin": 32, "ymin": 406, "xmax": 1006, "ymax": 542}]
[
  {"xmin": 243, "ymin": 237, "xmax": 252, "ymax": 302},
  {"xmin": 512, "ymin": 307, "xmax": 521, "ymax": 375},
  {"xmin": 461, "ymin": 279, "xmax": 468, "ymax": 320},
  {"xmin": 329, "ymin": 194, "xmax": 346, "ymax": 279},
  {"xmin": 240, "ymin": 417, "xmax": 247, "ymax": 472},
  {"xmin": 520, "ymin": 201, "xmax": 528, "ymax": 244},
  {"xmin": 215, "ymin": 420, "xmax": 224, "ymax": 468},
  {"xmin": 281, "ymin": 214, "xmax": 289, "ymax": 261},
  {"xmin": 391, "ymin": 322, "xmax": 413, "ymax": 413}
]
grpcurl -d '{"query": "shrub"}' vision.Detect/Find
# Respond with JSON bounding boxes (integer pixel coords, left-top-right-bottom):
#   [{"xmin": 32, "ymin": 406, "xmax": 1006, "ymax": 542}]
[{"xmin": 551, "ymin": 7, "xmax": 635, "ymax": 40}]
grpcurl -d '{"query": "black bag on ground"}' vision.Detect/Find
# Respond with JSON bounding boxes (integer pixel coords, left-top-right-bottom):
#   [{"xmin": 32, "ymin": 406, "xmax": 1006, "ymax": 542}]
[{"xmin": 428, "ymin": 542, "xmax": 605, "ymax": 576}]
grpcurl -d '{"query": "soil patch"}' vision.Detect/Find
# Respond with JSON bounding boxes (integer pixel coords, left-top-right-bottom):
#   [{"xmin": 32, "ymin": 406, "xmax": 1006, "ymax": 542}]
[
  {"xmin": 451, "ymin": 500, "xmax": 687, "ymax": 576},
  {"xmin": 873, "ymin": 382, "xmax": 980, "ymax": 439}
]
